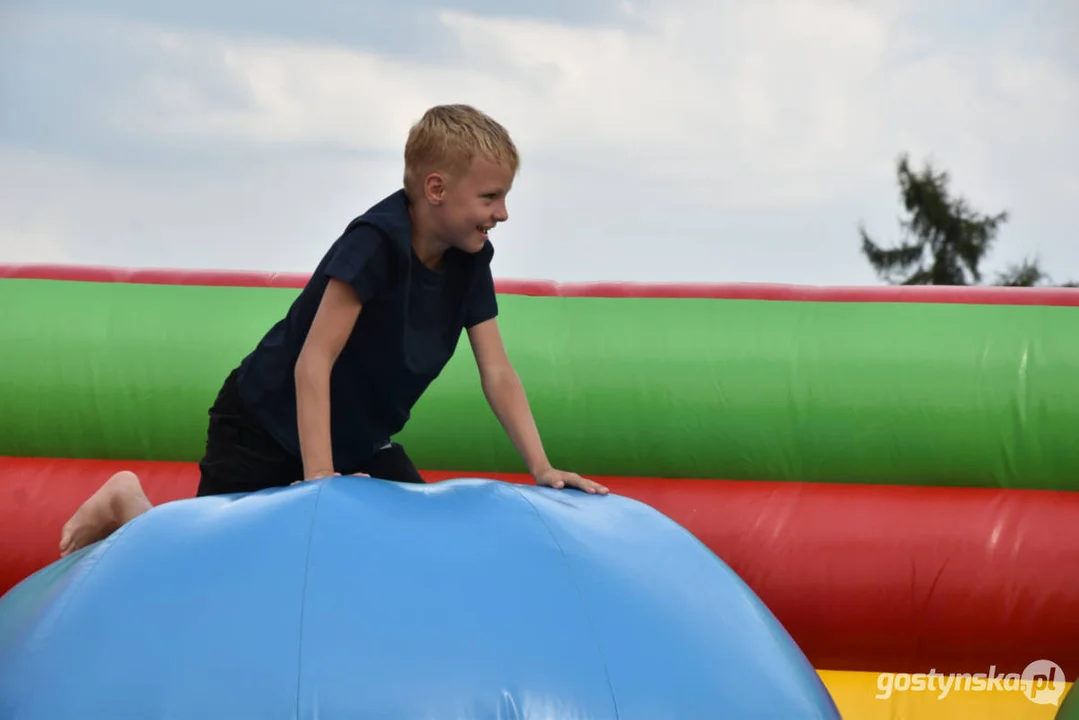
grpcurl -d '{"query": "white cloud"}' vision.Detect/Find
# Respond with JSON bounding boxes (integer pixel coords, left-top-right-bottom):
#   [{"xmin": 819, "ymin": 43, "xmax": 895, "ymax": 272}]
[
  {"xmin": 0, "ymin": 146, "xmax": 405, "ymax": 273},
  {"xmin": 103, "ymin": 1, "xmax": 1077, "ymax": 208},
  {"xmin": 106, "ymin": 2, "xmax": 904, "ymax": 207},
  {"xmin": 1, "ymin": 2, "xmax": 1076, "ymax": 285},
  {"xmin": 0, "ymin": 149, "xmax": 78, "ymax": 264},
  {"xmin": 105, "ymin": 18, "xmax": 490, "ymax": 155}
]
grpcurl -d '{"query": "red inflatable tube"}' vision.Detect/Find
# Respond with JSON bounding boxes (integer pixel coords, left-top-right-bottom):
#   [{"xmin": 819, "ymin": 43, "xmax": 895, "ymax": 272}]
[
  {"xmin": 2, "ymin": 456, "xmax": 1077, "ymax": 677},
  {"xmin": 4, "ymin": 263, "xmax": 1079, "ymax": 305}
]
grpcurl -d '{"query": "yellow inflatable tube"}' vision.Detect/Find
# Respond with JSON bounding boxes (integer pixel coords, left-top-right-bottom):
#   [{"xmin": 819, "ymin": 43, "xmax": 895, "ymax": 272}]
[{"xmin": 818, "ymin": 668, "xmax": 1072, "ymax": 719}]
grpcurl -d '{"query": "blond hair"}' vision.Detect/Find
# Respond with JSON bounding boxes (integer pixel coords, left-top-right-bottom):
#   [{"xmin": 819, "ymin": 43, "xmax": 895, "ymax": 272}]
[{"xmin": 403, "ymin": 104, "xmax": 519, "ymax": 199}]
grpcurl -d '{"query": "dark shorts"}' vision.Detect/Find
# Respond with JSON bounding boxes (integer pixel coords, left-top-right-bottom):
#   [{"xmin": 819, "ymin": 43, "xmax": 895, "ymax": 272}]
[{"xmin": 196, "ymin": 368, "xmax": 424, "ymax": 496}]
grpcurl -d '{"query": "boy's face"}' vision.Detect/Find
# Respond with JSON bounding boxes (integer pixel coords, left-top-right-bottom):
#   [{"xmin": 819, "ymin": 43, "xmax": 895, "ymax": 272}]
[{"xmin": 427, "ymin": 156, "xmax": 514, "ymax": 253}]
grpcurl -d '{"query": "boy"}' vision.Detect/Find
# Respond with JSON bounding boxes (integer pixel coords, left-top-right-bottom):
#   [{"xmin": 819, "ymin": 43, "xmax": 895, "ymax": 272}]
[{"xmin": 59, "ymin": 104, "xmax": 607, "ymax": 558}]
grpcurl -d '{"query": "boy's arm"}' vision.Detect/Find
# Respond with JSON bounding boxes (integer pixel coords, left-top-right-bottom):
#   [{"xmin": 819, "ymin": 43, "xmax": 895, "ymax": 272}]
[
  {"xmin": 294, "ymin": 278, "xmax": 363, "ymax": 480},
  {"xmin": 466, "ymin": 318, "xmax": 608, "ymax": 495}
]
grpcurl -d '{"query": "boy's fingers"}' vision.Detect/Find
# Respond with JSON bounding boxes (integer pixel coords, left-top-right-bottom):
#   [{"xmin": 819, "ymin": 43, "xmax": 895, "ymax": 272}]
[{"xmin": 570, "ymin": 474, "xmax": 609, "ymax": 495}]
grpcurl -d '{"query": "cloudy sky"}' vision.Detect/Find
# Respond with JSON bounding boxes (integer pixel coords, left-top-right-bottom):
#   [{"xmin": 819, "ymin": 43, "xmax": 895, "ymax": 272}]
[{"xmin": 2, "ymin": 0, "xmax": 1076, "ymax": 285}]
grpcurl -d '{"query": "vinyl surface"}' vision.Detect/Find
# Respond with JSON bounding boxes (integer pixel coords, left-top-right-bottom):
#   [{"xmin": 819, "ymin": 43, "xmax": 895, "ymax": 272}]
[
  {"xmin": 2, "ymin": 273, "xmax": 1077, "ymax": 488},
  {"xmin": 0, "ymin": 476, "xmax": 839, "ymax": 719},
  {"xmin": 3, "ymin": 456, "xmax": 1077, "ymax": 675}
]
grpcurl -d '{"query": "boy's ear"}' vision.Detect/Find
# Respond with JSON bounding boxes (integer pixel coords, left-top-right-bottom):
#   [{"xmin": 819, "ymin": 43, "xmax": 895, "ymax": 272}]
[{"xmin": 423, "ymin": 172, "xmax": 447, "ymax": 204}]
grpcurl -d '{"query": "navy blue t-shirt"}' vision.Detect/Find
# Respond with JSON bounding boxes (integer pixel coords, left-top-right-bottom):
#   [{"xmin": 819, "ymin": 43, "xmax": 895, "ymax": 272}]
[{"xmin": 235, "ymin": 189, "xmax": 498, "ymax": 472}]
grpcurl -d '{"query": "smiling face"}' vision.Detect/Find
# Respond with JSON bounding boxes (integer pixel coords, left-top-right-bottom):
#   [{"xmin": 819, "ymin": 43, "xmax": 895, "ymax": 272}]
[
  {"xmin": 402, "ymin": 105, "xmax": 519, "ymax": 264},
  {"xmin": 423, "ymin": 156, "xmax": 515, "ymax": 254}
]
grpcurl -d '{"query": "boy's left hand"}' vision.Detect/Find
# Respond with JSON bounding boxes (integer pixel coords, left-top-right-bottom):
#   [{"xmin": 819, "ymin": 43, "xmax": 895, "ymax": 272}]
[{"xmin": 534, "ymin": 468, "xmax": 609, "ymax": 495}]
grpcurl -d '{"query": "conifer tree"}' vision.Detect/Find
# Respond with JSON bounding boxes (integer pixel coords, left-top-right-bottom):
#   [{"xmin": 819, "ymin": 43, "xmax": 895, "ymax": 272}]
[
  {"xmin": 860, "ymin": 154, "xmax": 1008, "ymax": 285},
  {"xmin": 860, "ymin": 154, "xmax": 1075, "ymax": 287}
]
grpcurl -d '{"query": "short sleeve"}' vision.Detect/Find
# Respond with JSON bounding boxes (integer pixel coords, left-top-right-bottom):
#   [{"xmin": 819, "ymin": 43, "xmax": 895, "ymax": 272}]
[
  {"xmin": 463, "ymin": 249, "xmax": 499, "ymax": 328},
  {"xmin": 321, "ymin": 223, "xmax": 393, "ymax": 304}
]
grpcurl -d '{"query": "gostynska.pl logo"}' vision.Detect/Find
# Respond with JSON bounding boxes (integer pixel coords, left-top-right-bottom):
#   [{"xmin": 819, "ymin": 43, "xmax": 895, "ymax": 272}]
[{"xmin": 875, "ymin": 659, "xmax": 1066, "ymax": 707}]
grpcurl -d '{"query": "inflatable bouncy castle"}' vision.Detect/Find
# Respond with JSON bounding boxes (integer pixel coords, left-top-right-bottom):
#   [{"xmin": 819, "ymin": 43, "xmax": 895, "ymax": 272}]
[{"xmin": 1, "ymin": 264, "xmax": 1077, "ymax": 718}]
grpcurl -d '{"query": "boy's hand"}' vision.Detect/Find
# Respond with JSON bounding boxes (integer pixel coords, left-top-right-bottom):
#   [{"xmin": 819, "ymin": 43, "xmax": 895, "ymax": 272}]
[
  {"xmin": 306, "ymin": 470, "xmax": 340, "ymax": 482},
  {"xmin": 534, "ymin": 467, "xmax": 609, "ymax": 495},
  {"xmin": 291, "ymin": 471, "xmax": 338, "ymax": 486},
  {"xmin": 290, "ymin": 470, "xmax": 370, "ymax": 486}
]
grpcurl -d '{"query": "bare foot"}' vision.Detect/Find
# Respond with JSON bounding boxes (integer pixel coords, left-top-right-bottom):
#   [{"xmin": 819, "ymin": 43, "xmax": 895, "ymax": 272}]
[{"xmin": 59, "ymin": 471, "xmax": 154, "ymax": 557}]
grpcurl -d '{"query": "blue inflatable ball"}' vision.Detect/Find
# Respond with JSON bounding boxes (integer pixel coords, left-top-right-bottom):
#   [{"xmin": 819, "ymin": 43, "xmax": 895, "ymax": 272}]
[{"xmin": 0, "ymin": 477, "xmax": 839, "ymax": 719}]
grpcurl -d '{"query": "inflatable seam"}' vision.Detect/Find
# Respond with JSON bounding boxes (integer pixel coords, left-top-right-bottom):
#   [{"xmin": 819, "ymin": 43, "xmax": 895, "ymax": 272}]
[
  {"xmin": 294, "ymin": 481, "xmax": 327, "ymax": 720},
  {"xmin": 506, "ymin": 486, "xmax": 622, "ymax": 720}
]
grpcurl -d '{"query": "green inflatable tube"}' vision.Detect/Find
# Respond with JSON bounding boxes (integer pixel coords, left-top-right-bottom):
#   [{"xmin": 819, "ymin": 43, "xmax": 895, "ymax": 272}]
[{"xmin": 2, "ymin": 277, "xmax": 1078, "ymax": 490}]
